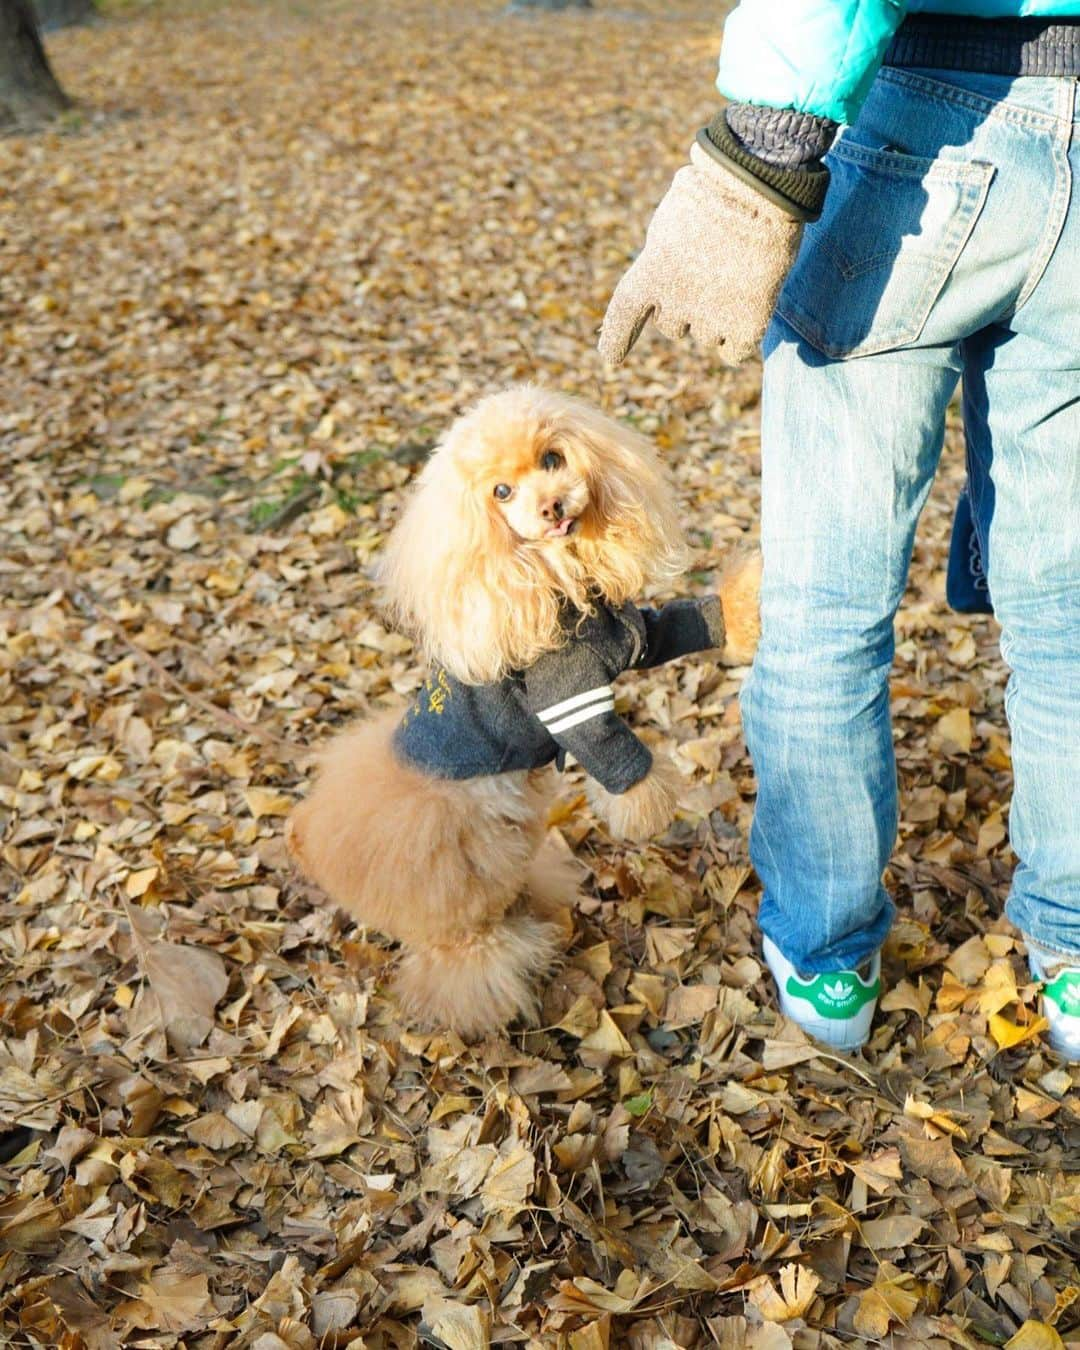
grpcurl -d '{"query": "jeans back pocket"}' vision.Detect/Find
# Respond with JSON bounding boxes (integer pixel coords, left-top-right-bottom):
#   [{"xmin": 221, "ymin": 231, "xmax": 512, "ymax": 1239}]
[{"xmin": 777, "ymin": 138, "xmax": 994, "ymax": 360}]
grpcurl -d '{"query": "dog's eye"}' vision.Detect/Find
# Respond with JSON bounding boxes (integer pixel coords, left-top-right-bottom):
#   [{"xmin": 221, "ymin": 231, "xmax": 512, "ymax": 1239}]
[
  {"xmin": 540, "ymin": 450, "xmax": 563, "ymax": 472},
  {"xmin": 493, "ymin": 483, "xmax": 513, "ymax": 501}
]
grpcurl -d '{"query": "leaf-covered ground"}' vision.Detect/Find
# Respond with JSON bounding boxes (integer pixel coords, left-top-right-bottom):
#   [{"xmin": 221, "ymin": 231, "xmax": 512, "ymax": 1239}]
[{"xmin": 2, "ymin": 2, "xmax": 1079, "ymax": 1346}]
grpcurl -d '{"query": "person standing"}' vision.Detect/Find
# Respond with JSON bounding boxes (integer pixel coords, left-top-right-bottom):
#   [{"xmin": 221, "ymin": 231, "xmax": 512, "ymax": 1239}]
[{"xmin": 601, "ymin": 3, "xmax": 1080, "ymax": 1057}]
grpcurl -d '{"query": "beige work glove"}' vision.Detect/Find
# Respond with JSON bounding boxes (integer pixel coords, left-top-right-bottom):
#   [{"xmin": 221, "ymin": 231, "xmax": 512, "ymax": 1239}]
[{"xmin": 599, "ymin": 135, "xmax": 807, "ymax": 366}]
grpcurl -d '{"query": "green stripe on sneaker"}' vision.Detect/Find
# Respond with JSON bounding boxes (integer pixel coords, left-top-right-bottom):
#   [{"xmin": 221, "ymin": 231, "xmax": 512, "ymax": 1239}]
[
  {"xmin": 786, "ymin": 972, "xmax": 881, "ymax": 1020},
  {"xmin": 1045, "ymin": 972, "xmax": 1080, "ymax": 1017}
]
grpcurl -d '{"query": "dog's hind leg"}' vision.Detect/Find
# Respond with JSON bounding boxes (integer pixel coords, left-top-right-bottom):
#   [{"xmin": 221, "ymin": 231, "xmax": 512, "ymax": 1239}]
[
  {"xmin": 524, "ymin": 834, "xmax": 583, "ymax": 927},
  {"xmin": 392, "ymin": 770, "xmax": 569, "ymax": 1039},
  {"xmin": 393, "ymin": 903, "xmax": 564, "ymax": 1039}
]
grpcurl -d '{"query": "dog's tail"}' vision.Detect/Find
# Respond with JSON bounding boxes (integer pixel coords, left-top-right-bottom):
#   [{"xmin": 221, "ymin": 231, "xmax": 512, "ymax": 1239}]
[{"xmin": 394, "ymin": 909, "xmax": 564, "ymax": 1040}]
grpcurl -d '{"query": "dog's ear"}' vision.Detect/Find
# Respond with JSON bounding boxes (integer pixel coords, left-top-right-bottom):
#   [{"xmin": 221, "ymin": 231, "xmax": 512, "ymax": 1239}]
[
  {"xmin": 552, "ymin": 400, "xmax": 689, "ymax": 599},
  {"xmin": 380, "ymin": 429, "xmax": 550, "ymax": 684}
]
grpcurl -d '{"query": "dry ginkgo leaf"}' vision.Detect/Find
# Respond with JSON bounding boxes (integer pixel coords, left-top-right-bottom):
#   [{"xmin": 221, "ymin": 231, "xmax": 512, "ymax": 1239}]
[
  {"xmin": 747, "ymin": 1263, "xmax": 821, "ymax": 1323},
  {"xmin": 1005, "ymin": 1324, "xmax": 1067, "ymax": 1350},
  {"xmin": 420, "ymin": 1298, "xmax": 492, "ymax": 1350},
  {"xmin": 126, "ymin": 910, "xmax": 229, "ymax": 1052},
  {"xmin": 858, "ymin": 1213, "xmax": 925, "ymax": 1249},
  {"xmin": 990, "ymin": 1012, "xmax": 1050, "ymax": 1050},
  {"xmin": 853, "ymin": 1266, "xmax": 921, "ymax": 1337}
]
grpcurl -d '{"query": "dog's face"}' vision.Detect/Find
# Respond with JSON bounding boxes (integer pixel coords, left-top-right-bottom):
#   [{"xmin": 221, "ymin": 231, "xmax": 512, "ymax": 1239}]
[
  {"xmin": 380, "ymin": 386, "xmax": 689, "ymax": 683},
  {"xmin": 480, "ymin": 433, "xmax": 591, "ymax": 545}
]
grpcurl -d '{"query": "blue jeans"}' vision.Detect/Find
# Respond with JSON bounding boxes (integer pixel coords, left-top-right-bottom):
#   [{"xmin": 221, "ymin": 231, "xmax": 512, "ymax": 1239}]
[{"xmin": 743, "ymin": 68, "xmax": 1080, "ymax": 973}]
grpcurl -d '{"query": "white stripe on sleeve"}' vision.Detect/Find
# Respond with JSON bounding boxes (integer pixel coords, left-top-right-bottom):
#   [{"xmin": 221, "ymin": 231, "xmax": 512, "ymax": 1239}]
[
  {"xmin": 537, "ymin": 684, "xmax": 614, "ymax": 724},
  {"xmin": 544, "ymin": 699, "xmax": 616, "ymax": 735}
]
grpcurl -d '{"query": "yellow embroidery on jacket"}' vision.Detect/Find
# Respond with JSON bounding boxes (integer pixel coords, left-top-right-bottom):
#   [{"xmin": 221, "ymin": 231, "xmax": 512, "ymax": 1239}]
[
  {"xmin": 428, "ymin": 668, "xmax": 452, "ymax": 715},
  {"xmin": 401, "ymin": 669, "xmax": 454, "ymax": 726}
]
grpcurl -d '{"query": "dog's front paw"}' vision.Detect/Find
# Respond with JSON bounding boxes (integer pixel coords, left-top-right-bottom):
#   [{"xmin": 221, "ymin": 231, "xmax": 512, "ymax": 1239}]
[
  {"xmin": 717, "ymin": 547, "xmax": 762, "ymax": 666},
  {"xmin": 587, "ymin": 761, "xmax": 678, "ymax": 842}
]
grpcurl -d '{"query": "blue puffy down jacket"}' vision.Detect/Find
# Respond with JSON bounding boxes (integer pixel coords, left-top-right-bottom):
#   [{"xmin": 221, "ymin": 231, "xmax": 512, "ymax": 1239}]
[{"xmin": 718, "ymin": 0, "xmax": 1080, "ymax": 123}]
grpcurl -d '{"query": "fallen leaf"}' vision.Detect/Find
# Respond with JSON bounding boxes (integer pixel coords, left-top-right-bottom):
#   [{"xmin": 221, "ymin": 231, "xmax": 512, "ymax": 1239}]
[
  {"xmin": 747, "ymin": 1263, "xmax": 821, "ymax": 1323},
  {"xmin": 990, "ymin": 1012, "xmax": 1049, "ymax": 1050},
  {"xmin": 853, "ymin": 1265, "xmax": 920, "ymax": 1337},
  {"xmin": 243, "ymin": 787, "xmax": 294, "ymax": 819},
  {"xmin": 116, "ymin": 1267, "xmax": 213, "ymax": 1332},
  {"xmin": 936, "ymin": 706, "xmax": 972, "ymax": 752},
  {"xmin": 127, "ymin": 906, "xmax": 228, "ymax": 1052},
  {"xmin": 421, "ymin": 1298, "xmax": 491, "ymax": 1350},
  {"xmin": 858, "ymin": 1213, "xmax": 925, "ymax": 1249},
  {"xmin": 1005, "ymin": 1324, "xmax": 1066, "ymax": 1350},
  {"xmin": 578, "ymin": 1010, "xmax": 632, "ymax": 1057}
]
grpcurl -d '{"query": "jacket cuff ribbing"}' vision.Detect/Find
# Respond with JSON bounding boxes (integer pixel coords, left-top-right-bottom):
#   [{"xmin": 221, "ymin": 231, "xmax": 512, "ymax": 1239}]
[
  {"xmin": 725, "ymin": 104, "xmax": 839, "ymax": 171},
  {"xmin": 701, "ymin": 112, "xmax": 831, "ymax": 222}
]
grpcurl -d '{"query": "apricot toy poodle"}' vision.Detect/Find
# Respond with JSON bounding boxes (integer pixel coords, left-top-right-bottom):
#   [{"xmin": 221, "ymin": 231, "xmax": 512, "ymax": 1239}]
[{"xmin": 286, "ymin": 386, "xmax": 760, "ymax": 1038}]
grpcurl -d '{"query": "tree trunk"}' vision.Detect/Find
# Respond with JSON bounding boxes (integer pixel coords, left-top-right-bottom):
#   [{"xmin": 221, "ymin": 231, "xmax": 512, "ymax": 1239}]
[
  {"xmin": 0, "ymin": 0, "xmax": 71, "ymax": 130},
  {"xmin": 34, "ymin": 0, "xmax": 94, "ymax": 33}
]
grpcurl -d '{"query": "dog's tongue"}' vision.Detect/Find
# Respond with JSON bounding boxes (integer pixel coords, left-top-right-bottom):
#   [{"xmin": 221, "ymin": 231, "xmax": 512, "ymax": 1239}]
[{"xmin": 549, "ymin": 517, "xmax": 576, "ymax": 538}]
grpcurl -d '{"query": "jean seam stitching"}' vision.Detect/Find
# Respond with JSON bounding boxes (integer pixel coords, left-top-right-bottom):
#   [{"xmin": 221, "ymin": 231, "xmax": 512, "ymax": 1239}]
[
  {"xmin": 878, "ymin": 67, "xmax": 1062, "ymax": 132},
  {"xmin": 1013, "ymin": 83, "xmax": 1075, "ymax": 312},
  {"xmin": 831, "ymin": 139, "xmax": 993, "ymax": 183},
  {"xmin": 781, "ymin": 162, "xmax": 991, "ymax": 359},
  {"xmin": 819, "ymin": 167, "xmax": 988, "ymax": 278}
]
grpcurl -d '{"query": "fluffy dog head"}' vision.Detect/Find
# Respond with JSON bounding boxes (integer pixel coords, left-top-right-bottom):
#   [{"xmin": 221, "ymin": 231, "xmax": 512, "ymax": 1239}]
[{"xmin": 380, "ymin": 386, "xmax": 689, "ymax": 683}]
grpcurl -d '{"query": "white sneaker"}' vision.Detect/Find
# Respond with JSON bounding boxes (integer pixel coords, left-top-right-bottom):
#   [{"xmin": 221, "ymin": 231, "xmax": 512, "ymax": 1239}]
[
  {"xmin": 762, "ymin": 935, "xmax": 881, "ymax": 1052},
  {"xmin": 1027, "ymin": 948, "xmax": 1080, "ymax": 1061}
]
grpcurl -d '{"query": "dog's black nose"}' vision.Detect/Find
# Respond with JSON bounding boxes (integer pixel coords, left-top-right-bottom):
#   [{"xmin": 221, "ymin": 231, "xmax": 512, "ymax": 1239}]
[{"xmin": 542, "ymin": 498, "xmax": 565, "ymax": 522}]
